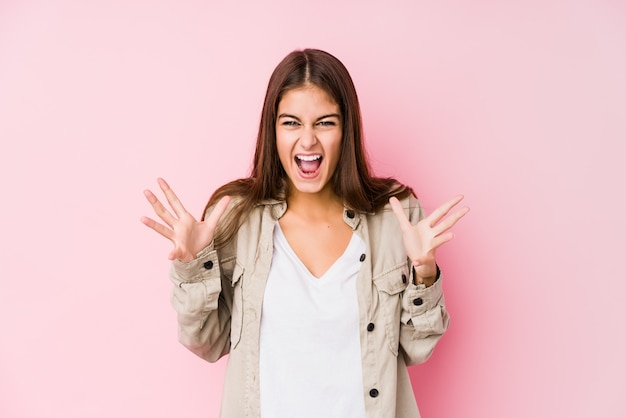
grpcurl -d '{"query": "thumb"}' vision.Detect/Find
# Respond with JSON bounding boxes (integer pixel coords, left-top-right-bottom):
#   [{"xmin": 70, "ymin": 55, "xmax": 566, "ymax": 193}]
[
  {"xmin": 389, "ymin": 197, "xmax": 411, "ymax": 230},
  {"xmin": 205, "ymin": 195, "xmax": 231, "ymax": 231}
]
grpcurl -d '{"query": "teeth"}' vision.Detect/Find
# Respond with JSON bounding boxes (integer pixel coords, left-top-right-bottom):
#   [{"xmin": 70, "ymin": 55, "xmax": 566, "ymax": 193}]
[{"xmin": 296, "ymin": 155, "xmax": 322, "ymax": 161}]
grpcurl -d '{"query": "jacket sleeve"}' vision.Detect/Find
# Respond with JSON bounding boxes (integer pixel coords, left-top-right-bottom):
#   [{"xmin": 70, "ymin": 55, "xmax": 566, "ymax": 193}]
[
  {"xmin": 169, "ymin": 242, "xmax": 235, "ymax": 363},
  {"xmin": 398, "ymin": 195, "xmax": 451, "ymax": 366}
]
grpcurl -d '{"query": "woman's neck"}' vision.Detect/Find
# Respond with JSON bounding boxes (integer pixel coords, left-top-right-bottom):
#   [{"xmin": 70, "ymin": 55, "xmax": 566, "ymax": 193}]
[{"xmin": 285, "ymin": 187, "xmax": 344, "ymax": 222}]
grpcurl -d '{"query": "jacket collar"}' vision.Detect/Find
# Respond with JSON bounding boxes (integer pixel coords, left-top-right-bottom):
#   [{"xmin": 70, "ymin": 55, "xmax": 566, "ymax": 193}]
[{"xmin": 259, "ymin": 198, "xmax": 362, "ymax": 231}]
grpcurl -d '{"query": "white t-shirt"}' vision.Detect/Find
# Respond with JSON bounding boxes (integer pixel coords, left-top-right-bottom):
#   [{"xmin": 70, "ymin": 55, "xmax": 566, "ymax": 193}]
[{"xmin": 259, "ymin": 223, "xmax": 367, "ymax": 418}]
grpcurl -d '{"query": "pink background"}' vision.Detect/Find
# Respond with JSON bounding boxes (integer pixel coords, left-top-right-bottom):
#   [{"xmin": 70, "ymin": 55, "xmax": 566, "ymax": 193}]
[{"xmin": 1, "ymin": 1, "xmax": 625, "ymax": 417}]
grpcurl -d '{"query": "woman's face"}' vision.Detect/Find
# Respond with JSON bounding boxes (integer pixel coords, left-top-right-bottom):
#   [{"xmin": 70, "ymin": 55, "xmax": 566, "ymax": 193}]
[{"xmin": 276, "ymin": 85, "xmax": 342, "ymax": 197}]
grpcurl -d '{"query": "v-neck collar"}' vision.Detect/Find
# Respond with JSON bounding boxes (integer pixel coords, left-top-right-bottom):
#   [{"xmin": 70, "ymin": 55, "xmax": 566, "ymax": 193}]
[{"xmin": 273, "ymin": 223, "xmax": 361, "ymax": 281}]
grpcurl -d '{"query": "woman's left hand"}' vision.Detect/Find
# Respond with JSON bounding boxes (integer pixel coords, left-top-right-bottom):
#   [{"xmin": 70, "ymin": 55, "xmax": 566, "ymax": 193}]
[{"xmin": 389, "ymin": 195, "xmax": 469, "ymax": 285}]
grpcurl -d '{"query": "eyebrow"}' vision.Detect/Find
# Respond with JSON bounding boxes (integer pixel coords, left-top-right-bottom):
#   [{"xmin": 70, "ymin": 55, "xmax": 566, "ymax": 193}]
[{"xmin": 277, "ymin": 113, "xmax": 341, "ymax": 122}]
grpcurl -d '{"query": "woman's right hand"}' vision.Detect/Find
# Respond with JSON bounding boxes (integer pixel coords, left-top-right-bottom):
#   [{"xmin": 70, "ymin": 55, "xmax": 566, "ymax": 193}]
[{"xmin": 141, "ymin": 178, "xmax": 230, "ymax": 262}]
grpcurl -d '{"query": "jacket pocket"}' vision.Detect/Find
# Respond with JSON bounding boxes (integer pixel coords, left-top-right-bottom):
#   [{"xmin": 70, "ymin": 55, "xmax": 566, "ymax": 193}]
[
  {"xmin": 372, "ymin": 263, "xmax": 409, "ymax": 356},
  {"xmin": 230, "ymin": 262, "xmax": 245, "ymax": 350}
]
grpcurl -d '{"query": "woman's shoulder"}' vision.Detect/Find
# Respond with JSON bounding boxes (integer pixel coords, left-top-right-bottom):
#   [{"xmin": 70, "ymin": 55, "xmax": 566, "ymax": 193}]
[
  {"xmin": 372, "ymin": 193, "xmax": 418, "ymax": 215},
  {"xmin": 365, "ymin": 181, "xmax": 421, "ymax": 226}
]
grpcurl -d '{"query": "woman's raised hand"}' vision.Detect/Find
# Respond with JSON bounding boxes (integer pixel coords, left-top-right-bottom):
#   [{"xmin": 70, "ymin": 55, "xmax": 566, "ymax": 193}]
[
  {"xmin": 141, "ymin": 178, "xmax": 230, "ymax": 262},
  {"xmin": 389, "ymin": 195, "xmax": 469, "ymax": 284}
]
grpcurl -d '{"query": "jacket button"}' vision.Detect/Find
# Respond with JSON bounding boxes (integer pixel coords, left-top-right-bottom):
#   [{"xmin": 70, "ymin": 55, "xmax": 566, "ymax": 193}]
[
  {"xmin": 369, "ymin": 388, "xmax": 379, "ymax": 398},
  {"xmin": 346, "ymin": 210, "xmax": 355, "ymax": 219},
  {"xmin": 359, "ymin": 253, "xmax": 366, "ymax": 262},
  {"xmin": 401, "ymin": 273, "xmax": 407, "ymax": 284},
  {"xmin": 203, "ymin": 260, "xmax": 214, "ymax": 270},
  {"xmin": 413, "ymin": 298, "xmax": 423, "ymax": 306},
  {"xmin": 367, "ymin": 323, "xmax": 375, "ymax": 332}
]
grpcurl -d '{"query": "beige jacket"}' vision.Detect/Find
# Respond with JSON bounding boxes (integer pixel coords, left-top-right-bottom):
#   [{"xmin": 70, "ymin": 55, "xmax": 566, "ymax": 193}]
[{"xmin": 170, "ymin": 194, "xmax": 450, "ymax": 418}]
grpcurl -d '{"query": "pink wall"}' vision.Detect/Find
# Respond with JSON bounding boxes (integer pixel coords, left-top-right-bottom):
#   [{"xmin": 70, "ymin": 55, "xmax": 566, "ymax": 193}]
[{"xmin": 1, "ymin": 1, "xmax": 625, "ymax": 417}]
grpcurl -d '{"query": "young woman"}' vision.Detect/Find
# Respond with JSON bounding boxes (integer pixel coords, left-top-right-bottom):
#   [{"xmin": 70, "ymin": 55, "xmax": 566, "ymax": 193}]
[{"xmin": 141, "ymin": 49, "xmax": 468, "ymax": 418}]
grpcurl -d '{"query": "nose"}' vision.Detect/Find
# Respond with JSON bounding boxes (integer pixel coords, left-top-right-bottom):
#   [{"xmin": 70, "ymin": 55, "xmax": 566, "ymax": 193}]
[{"xmin": 299, "ymin": 126, "xmax": 317, "ymax": 149}]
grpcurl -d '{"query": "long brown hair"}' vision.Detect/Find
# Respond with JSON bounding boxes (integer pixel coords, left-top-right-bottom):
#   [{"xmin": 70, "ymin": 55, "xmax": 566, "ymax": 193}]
[{"xmin": 204, "ymin": 48, "xmax": 412, "ymax": 248}]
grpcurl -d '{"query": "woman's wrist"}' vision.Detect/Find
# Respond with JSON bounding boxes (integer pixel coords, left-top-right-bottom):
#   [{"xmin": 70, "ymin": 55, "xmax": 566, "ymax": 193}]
[{"xmin": 412, "ymin": 264, "xmax": 440, "ymax": 287}]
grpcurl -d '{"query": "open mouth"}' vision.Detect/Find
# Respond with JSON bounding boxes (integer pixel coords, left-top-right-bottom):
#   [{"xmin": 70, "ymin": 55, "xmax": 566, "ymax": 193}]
[{"xmin": 295, "ymin": 154, "xmax": 323, "ymax": 174}]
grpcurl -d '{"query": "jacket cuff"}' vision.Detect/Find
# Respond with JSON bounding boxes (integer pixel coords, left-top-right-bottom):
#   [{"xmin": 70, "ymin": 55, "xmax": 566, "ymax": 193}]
[
  {"xmin": 402, "ymin": 273, "xmax": 443, "ymax": 314},
  {"xmin": 171, "ymin": 242, "xmax": 220, "ymax": 284},
  {"xmin": 401, "ymin": 272, "xmax": 446, "ymax": 336}
]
